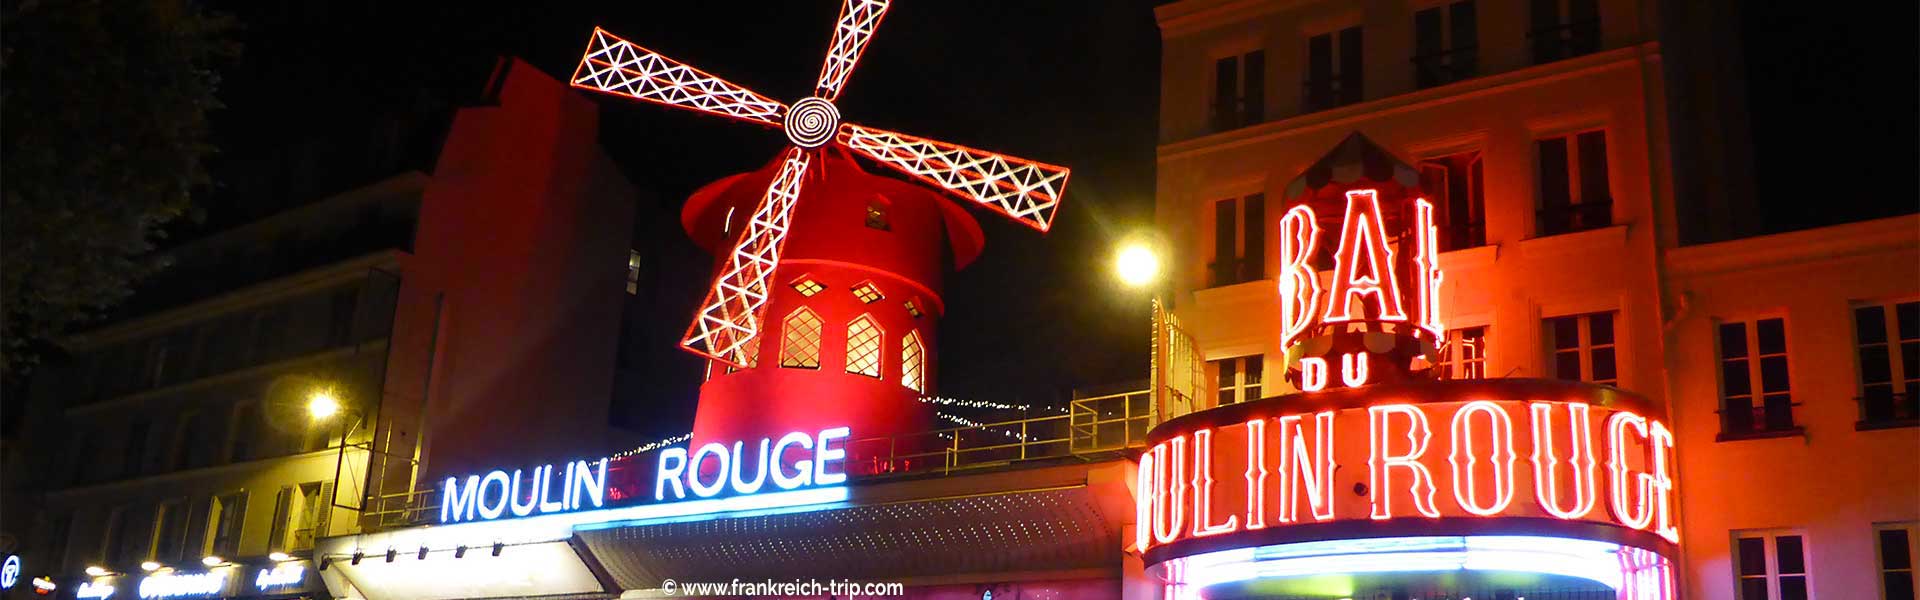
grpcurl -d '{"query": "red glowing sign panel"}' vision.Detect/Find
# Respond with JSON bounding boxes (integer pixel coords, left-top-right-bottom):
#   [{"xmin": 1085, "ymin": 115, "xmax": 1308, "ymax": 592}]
[
  {"xmin": 1134, "ymin": 394, "xmax": 1679, "ymax": 555},
  {"xmin": 1277, "ymin": 189, "xmax": 1444, "ymax": 352}
]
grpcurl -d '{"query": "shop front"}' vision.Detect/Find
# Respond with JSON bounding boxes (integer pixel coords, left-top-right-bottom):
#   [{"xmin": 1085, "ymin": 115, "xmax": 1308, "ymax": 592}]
[{"xmin": 68, "ymin": 560, "xmax": 323, "ymax": 600}]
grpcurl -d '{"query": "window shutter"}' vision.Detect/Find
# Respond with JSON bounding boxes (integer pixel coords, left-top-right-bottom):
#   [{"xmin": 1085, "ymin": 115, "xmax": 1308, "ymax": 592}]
[
  {"xmin": 1213, "ymin": 199, "xmax": 1237, "ymax": 285},
  {"xmin": 1338, "ymin": 27, "xmax": 1363, "ymax": 103},
  {"xmin": 1242, "ymin": 194, "xmax": 1266, "ymax": 279},
  {"xmin": 1212, "ymin": 56, "xmax": 1238, "ymax": 131},
  {"xmin": 316, "ymin": 482, "xmax": 335, "ymax": 538},
  {"xmin": 1307, "ymin": 34, "xmax": 1333, "ymax": 109},
  {"xmin": 1530, "ymin": 0, "xmax": 1561, "ymax": 63},
  {"xmin": 1241, "ymin": 51, "xmax": 1265, "ymax": 123},
  {"xmin": 1536, "ymin": 138, "xmax": 1572, "ymax": 233},
  {"xmin": 183, "ymin": 498, "xmax": 211, "ymax": 558},
  {"xmin": 268, "ymin": 486, "xmax": 293, "ymax": 553}
]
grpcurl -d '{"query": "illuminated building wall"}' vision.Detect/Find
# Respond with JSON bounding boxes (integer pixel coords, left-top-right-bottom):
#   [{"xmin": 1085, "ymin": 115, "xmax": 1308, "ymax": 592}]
[
  {"xmin": 1152, "ymin": 0, "xmax": 1919, "ymax": 598},
  {"xmin": 10, "ymin": 58, "xmax": 647, "ymax": 596}
]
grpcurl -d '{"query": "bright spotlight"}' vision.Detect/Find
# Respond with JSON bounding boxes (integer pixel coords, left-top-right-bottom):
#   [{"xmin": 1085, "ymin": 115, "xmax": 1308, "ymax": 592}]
[
  {"xmin": 308, "ymin": 391, "xmax": 341, "ymax": 420},
  {"xmin": 201, "ymin": 556, "xmax": 223, "ymax": 567},
  {"xmin": 139, "ymin": 561, "xmax": 161, "ymax": 572},
  {"xmin": 1114, "ymin": 242, "xmax": 1161, "ymax": 288}
]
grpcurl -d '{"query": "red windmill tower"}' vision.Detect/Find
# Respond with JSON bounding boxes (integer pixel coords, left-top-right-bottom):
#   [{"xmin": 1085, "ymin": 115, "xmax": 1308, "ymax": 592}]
[{"xmin": 571, "ymin": 1, "xmax": 1071, "ymax": 461}]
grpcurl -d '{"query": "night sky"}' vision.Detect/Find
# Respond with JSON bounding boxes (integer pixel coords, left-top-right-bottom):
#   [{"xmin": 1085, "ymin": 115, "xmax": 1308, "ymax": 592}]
[
  {"xmin": 190, "ymin": 1, "xmax": 1165, "ymax": 436},
  {"xmin": 177, "ymin": 1, "xmax": 1912, "ymax": 438}
]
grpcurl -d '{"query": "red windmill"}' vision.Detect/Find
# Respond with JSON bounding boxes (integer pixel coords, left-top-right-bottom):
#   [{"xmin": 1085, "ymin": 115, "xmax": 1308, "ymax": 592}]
[{"xmin": 572, "ymin": 1, "xmax": 1071, "ymax": 457}]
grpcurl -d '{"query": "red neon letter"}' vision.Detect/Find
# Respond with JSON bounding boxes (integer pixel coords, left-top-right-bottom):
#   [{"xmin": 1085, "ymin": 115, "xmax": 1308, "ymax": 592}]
[
  {"xmin": 1412, "ymin": 198, "xmax": 1444, "ymax": 339},
  {"xmin": 1151, "ymin": 437, "xmax": 1189, "ymax": 545},
  {"xmin": 1278, "ymin": 205, "xmax": 1322, "ymax": 348},
  {"xmin": 1277, "ymin": 411, "xmax": 1337, "ymax": 523},
  {"xmin": 1369, "ymin": 404, "xmax": 1440, "ymax": 519},
  {"xmin": 1605, "ymin": 412, "xmax": 1655, "ymax": 530},
  {"xmin": 1649, "ymin": 420, "xmax": 1678, "ymax": 543},
  {"xmin": 1135, "ymin": 449, "xmax": 1155, "ymax": 552},
  {"xmin": 1244, "ymin": 419, "xmax": 1269, "ymax": 530},
  {"xmin": 1323, "ymin": 190, "xmax": 1408, "ymax": 323},
  {"xmin": 1529, "ymin": 402, "xmax": 1599, "ymax": 519},
  {"xmin": 1191, "ymin": 428, "xmax": 1239, "ymax": 537},
  {"xmin": 1447, "ymin": 401, "xmax": 1517, "ymax": 516}
]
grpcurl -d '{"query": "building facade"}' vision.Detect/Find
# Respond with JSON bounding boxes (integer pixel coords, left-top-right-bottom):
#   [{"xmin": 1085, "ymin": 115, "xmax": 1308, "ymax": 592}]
[
  {"xmin": 5, "ymin": 59, "xmax": 643, "ymax": 600},
  {"xmin": 1152, "ymin": 0, "xmax": 1918, "ymax": 598}
]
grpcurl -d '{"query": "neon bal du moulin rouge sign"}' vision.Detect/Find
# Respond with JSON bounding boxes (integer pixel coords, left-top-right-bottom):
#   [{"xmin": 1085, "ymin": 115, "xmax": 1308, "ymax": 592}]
[
  {"xmin": 1136, "ymin": 185, "xmax": 1679, "ymax": 560},
  {"xmin": 441, "ymin": 427, "xmax": 851, "ymax": 523}
]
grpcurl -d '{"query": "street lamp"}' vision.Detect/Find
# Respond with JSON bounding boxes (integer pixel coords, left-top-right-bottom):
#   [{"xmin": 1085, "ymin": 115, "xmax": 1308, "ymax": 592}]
[
  {"xmin": 1114, "ymin": 241, "xmax": 1162, "ymax": 289},
  {"xmin": 308, "ymin": 390, "xmax": 341, "ymax": 421}
]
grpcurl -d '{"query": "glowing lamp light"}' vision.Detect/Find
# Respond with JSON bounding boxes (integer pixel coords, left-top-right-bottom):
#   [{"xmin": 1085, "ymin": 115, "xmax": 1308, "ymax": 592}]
[
  {"xmin": 140, "ymin": 561, "xmax": 161, "ymax": 572},
  {"xmin": 307, "ymin": 391, "xmax": 341, "ymax": 420},
  {"xmin": 267, "ymin": 552, "xmax": 292, "ymax": 562},
  {"xmin": 200, "ymin": 555, "xmax": 223, "ymax": 567},
  {"xmin": 85, "ymin": 566, "xmax": 109, "ymax": 577},
  {"xmin": 1115, "ymin": 242, "xmax": 1161, "ymax": 288}
]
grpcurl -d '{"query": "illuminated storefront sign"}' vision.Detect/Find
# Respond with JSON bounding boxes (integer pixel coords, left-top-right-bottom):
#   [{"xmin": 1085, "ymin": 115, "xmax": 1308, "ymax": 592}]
[
  {"xmin": 254, "ymin": 563, "xmax": 304, "ymax": 589},
  {"xmin": 1135, "ymin": 391, "xmax": 1678, "ymax": 556},
  {"xmin": 441, "ymin": 458, "xmax": 610, "ymax": 523},
  {"xmin": 439, "ymin": 427, "xmax": 851, "ymax": 524},
  {"xmin": 136, "ymin": 571, "xmax": 227, "ymax": 599},
  {"xmin": 1, "ymin": 554, "xmax": 18, "ymax": 590},
  {"xmin": 655, "ymin": 426, "xmax": 850, "ymax": 500},
  {"xmin": 76, "ymin": 581, "xmax": 115, "ymax": 599}
]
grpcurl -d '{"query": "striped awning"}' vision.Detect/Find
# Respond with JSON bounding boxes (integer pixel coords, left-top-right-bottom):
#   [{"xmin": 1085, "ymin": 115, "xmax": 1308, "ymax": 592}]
[{"xmin": 1282, "ymin": 132, "xmax": 1423, "ymax": 201}]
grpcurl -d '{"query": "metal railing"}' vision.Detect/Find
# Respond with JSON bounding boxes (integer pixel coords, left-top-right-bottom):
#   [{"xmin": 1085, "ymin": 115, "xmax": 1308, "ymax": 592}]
[
  {"xmin": 356, "ymin": 388, "xmax": 1158, "ymax": 530},
  {"xmin": 1857, "ymin": 392, "xmax": 1919, "ymax": 427}
]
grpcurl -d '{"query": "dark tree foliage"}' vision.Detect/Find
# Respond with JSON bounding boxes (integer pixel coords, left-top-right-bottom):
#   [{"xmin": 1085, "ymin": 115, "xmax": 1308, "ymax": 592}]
[{"xmin": 0, "ymin": 0, "xmax": 234, "ymax": 376}]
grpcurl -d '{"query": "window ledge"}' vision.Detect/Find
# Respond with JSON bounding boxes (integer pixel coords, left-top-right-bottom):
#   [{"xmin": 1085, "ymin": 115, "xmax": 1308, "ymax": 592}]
[
  {"xmin": 1192, "ymin": 278, "xmax": 1274, "ymax": 305},
  {"xmin": 1856, "ymin": 419, "xmax": 1920, "ymax": 432},
  {"xmin": 1439, "ymin": 244, "xmax": 1500, "ymax": 272},
  {"xmin": 1518, "ymin": 224, "xmax": 1629, "ymax": 260},
  {"xmin": 1715, "ymin": 427, "xmax": 1806, "ymax": 443}
]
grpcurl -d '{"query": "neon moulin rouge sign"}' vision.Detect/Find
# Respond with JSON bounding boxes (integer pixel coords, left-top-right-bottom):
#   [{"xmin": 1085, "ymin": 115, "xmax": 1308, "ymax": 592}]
[
  {"xmin": 1133, "ymin": 384, "xmax": 1679, "ymax": 558},
  {"xmin": 440, "ymin": 427, "xmax": 850, "ymax": 524}
]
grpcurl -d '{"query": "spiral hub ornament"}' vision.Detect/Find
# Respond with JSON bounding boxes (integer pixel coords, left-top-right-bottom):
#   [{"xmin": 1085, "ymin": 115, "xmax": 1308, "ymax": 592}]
[{"xmin": 784, "ymin": 97, "xmax": 840, "ymax": 148}]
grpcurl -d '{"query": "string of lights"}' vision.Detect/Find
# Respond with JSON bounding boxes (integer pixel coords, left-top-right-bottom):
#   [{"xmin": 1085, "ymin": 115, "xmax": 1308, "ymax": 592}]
[
  {"xmin": 610, "ymin": 432, "xmax": 691, "ymax": 459},
  {"xmin": 934, "ymin": 411, "xmax": 1030, "ymax": 441},
  {"xmin": 918, "ymin": 395, "xmax": 1067, "ymax": 414}
]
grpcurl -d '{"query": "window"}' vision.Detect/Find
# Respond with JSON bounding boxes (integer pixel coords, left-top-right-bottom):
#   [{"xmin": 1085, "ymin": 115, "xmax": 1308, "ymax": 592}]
[
  {"xmin": 122, "ymin": 420, "xmax": 150, "ymax": 480},
  {"xmin": 865, "ymin": 199, "xmax": 890, "ymax": 231},
  {"xmin": 1214, "ymin": 355, "xmax": 1264, "ymax": 405},
  {"xmin": 904, "ymin": 299, "xmax": 922, "ymax": 319},
  {"xmin": 229, "ymin": 402, "xmax": 262, "ymax": 463},
  {"xmin": 272, "ymin": 482, "xmax": 329, "ymax": 552},
  {"xmin": 45, "ymin": 514, "xmax": 72, "ymax": 573},
  {"xmin": 327, "ymin": 285, "xmax": 359, "ymax": 344},
  {"xmin": 1855, "ymin": 301, "xmax": 1920, "ymax": 427},
  {"xmin": 845, "ymin": 315, "xmax": 883, "ymax": 378},
  {"xmin": 626, "ymin": 250, "xmax": 642, "ymax": 295},
  {"xmin": 1211, "ymin": 50, "xmax": 1265, "ymax": 131},
  {"xmin": 105, "ymin": 506, "xmax": 143, "ymax": 565},
  {"xmin": 1529, "ymin": 0, "xmax": 1601, "ymax": 64},
  {"xmin": 851, "ymin": 281, "xmax": 884, "ymax": 304},
  {"xmin": 177, "ymin": 410, "xmax": 222, "ymax": 470},
  {"xmin": 1418, "ymin": 151, "xmax": 1487, "ymax": 250},
  {"xmin": 901, "ymin": 330, "xmax": 926, "ymax": 392},
  {"xmin": 1717, "ymin": 318, "xmax": 1798, "ymax": 438},
  {"xmin": 1881, "ymin": 524, "xmax": 1919, "ymax": 600},
  {"xmin": 1210, "ymin": 194, "xmax": 1266, "ymax": 287},
  {"xmin": 1304, "ymin": 26, "xmax": 1363, "ymax": 112},
  {"xmin": 151, "ymin": 500, "xmax": 189, "ymax": 563},
  {"xmin": 206, "ymin": 493, "xmax": 246, "ymax": 557},
  {"xmin": 1536, "ymin": 130, "xmax": 1611, "ymax": 236},
  {"xmin": 1544, "ymin": 312, "xmax": 1617, "ymax": 385},
  {"xmin": 1735, "ymin": 532, "xmax": 1809, "ymax": 600},
  {"xmin": 1438, "ymin": 326, "xmax": 1488, "ymax": 379},
  {"xmin": 791, "ymin": 276, "xmax": 825, "ymax": 297},
  {"xmin": 1413, "ymin": 0, "xmax": 1478, "ymax": 88},
  {"xmin": 780, "ymin": 308, "xmax": 824, "ymax": 369}
]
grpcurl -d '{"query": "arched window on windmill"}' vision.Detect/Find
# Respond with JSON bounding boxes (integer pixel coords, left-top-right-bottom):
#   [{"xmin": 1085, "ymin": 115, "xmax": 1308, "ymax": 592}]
[
  {"xmin": 901, "ymin": 330, "xmax": 926, "ymax": 392},
  {"xmin": 780, "ymin": 307, "xmax": 823, "ymax": 369},
  {"xmin": 846, "ymin": 315, "xmax": 884, "ymax": 378}
]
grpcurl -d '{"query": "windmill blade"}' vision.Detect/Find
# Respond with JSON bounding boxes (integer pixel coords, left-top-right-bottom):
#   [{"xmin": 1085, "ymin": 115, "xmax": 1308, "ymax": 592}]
[
  {"xmin": 682, "ymin": 148, "xmax": 813, "ymax": 366},
  {"xmin": 838, "ymin": 123, "xmax": 1069, "ymax": 232},
  {"xmin": 572, "ymin": 28, "xmax": 788, "ymax": 127},
  {"xmin": 815, "ymin": 0, "xmax": 891, "ymax": 100}
]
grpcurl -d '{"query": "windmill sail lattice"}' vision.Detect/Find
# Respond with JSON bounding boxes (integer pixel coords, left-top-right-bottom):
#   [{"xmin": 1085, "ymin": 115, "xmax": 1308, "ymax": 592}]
[{"xmin": 571, "ymin": 0, "xmax": 1071, "ymax": 366}]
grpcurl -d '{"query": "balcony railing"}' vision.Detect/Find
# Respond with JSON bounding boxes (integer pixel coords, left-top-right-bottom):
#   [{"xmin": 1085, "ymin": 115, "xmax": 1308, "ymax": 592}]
[
  {"xmin": 1717, "ymin": 398, "xmax": 1803, "ymax": 441},
  {"xmin": 360, "ymin": 389, "xmax": 1157, "ymax": 531},
  {"xmin": 1209, "ymin": 97, "xmax": 1263, "ymax": 133},
  {"xmin": 1857, "ymin": 392, "xmax": 1920, "ymax": 430},
  {"xmin": 1208, "ymin": 257, "xmax": 1261, "ymax": 288},
  {"xmin": 1528, "ymin": 20, "xmax": 1602, "ymax": 65},
  {"xmin": 1537, "ymin": 200, "xmax": 1612, "ymax": 236},
  {"xmin": 1412, "ymin": 46, "xmax": 1480, "ymax": 89},
  {"xmin": 1301, "ymin": 79, "xmax": 1361, "ymax": 113}
]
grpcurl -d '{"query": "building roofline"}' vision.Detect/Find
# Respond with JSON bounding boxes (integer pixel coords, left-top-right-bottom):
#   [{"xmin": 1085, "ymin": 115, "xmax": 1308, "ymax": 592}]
[
  {"xmin": 167, "ymin": 172, "xmax": 429, "ymax": 258},
  {"xmin": 61, "ymin": 249, "xmax": 408, "ymax": 352},
  {"xmin": 1663, "ymin": 214, "xmax": 1920, "ymax": 278},
  {"xmin": 1155, "ymin": 0, "xmax": 1306, "ymax": 38},
  {"xmin": 1157, "ymin": 43, "xmax": 1662, "ymax": 163}
]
